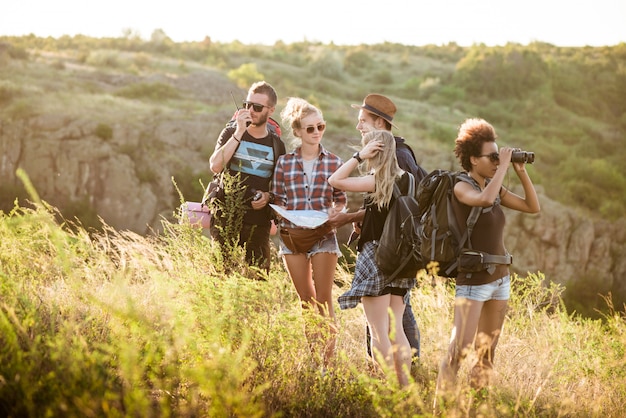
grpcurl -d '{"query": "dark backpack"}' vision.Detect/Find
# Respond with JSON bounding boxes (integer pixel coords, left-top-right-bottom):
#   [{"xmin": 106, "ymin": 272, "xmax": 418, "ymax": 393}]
[
  {"xmin": 375, "ymin": 173, "xmax": 425, "ymax": 282},
  {"xmin": 415, "ymin": 170, "xmax": 482, "ymax": 278}
]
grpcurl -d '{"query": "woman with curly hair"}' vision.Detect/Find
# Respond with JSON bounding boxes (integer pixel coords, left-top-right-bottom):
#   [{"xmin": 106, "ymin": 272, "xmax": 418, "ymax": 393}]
[{"xmin": 437, "ymin": 118, "xmax": 540, "ymax": 392}]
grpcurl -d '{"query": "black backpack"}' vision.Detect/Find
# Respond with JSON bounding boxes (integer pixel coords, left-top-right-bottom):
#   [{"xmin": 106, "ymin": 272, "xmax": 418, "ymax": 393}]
[
  {"xmin": 415, "ymin": 170, "xmax": 482, "ymax": 278},
  {"xmin": 375, "ymin": 173, "xmax": 425, "ymax": 282}
]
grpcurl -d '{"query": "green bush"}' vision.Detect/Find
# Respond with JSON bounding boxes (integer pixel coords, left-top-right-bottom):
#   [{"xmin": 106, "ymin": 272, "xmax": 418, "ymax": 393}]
[
  {"xmin": 114, "ymin": 82, "xmax": 181, "ymax": 101},
  {"xmin": 310, "ymin": 52, "xmax": 344, "ymax": 80},
  {"xmin": 0, "ymin": 80, "xmax": 20, "ymax": 104},
  {"xmin": 371, "ymin": 69, "xmax": 393, "ymax": 85},
  {"xmin": 85, "ymin": 50, "xmax": 121, "ymax": 68},
  {"xmin": 94, "ymin": 122, "xmax": 113, "ymax": 140},
  {"xmin": 429, "ymin": 123, "xmax": 457, "ymax": 144},
  {"xmin": 5, "ymin": 98, "xmax": 36, "ymax": 120},
  {"xmin": 227, "ymin": 63, "xmax": 264, "ymax": 89},
  {"xmin": 343, "ymin": 50, "xmax": 372, "ymax": 75},
  {"xmin": 454, "ymin": 45, "xmax": 548, "ymax": 99}
]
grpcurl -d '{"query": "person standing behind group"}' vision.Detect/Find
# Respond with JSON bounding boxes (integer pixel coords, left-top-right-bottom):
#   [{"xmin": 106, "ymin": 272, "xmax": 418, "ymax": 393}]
[
  {"xmin": 209, "ymin": 81, "xmax": 286, "ymax": 276},
  {"xmin": 329, "ymin": 130, "xmax": 416, "ymax": 387},
  {"xmin": 272, "ymin": 98, "xmax": 347, "ymax": 367},
  {"xmin": 436, "ymin": 118, "xmax": 540, "ymax": 393},
  {"xmin": 328, "ymin": 94, "xmax": 426, "ymax": 359}
]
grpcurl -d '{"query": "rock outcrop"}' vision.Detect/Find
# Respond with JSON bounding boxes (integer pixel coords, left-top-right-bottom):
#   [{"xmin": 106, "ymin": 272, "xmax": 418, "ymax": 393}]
[
  {"xmin": 2, "ymin": 111, "xmax": 625, "ymax": 307},
  {"xmin": 1, "ymin": 114, "xmax": 215, "ymax": 233}
]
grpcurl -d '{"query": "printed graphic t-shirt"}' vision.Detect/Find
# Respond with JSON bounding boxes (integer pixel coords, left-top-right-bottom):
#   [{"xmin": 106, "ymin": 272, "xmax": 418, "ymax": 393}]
[{"xmin": 216, "ymin": 129, "xmax": 276, "ymax": 226}]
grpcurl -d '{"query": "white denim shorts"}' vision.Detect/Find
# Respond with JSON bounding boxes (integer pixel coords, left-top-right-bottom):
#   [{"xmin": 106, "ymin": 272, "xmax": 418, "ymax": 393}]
[{"xmin": 455, "ymin": 275, "xmax": 511, "ymax": 302}]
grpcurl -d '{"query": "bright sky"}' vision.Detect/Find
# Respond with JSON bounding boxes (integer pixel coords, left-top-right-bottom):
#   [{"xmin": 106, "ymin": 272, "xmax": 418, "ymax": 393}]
[{"xmin": 2, "ymin": 0, "xmax": 625, "ymax": 47}]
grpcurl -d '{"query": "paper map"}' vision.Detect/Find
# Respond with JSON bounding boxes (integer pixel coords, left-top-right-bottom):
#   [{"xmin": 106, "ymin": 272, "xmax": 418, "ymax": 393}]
[{"xmin": 269, "ymin": 205, "xmax": 328, "ymax": 229}]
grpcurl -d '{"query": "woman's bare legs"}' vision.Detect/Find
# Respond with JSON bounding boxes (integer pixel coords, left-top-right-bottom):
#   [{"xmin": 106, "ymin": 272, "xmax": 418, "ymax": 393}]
[
  {"xmin": 311, "ymin": 252, "xmax": 338, "ymax": 364},
  {"xmin": 471, "ymin": 299, "xmax": 508, "ymax": 389},
  {"xmin": 283, "ymin": 252, "xmax": 338, "ymax": 367},
  {"xmin": 390, "ymin": 294, "xmax": 411, "ymax": 387},
  {"xmin": 362, "ymin": 294, "xmax": 410, "ymax": 387},
  {"xmin": 437, "ymin": 298, "xmax": 483, "ymax": 392},
  {"xmin": 437, "ymin": 297, "xmax": 508, "ymax": 392}
]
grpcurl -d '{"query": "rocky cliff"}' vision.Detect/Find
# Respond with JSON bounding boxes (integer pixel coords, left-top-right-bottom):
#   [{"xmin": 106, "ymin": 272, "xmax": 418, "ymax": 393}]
[
  {"xmin": 505, "ymin": 190, "xmax": 626, "ymax": 308},
  {"xmin": 2, "ymin": 110, "xmax": 625, "ymax": 309},
  {"xmin": 1, "ymin": 113, "xmax": 214, "ymax": 233},
  {"xmin": 1, "ymin": 47, "xmax": 624, "ymax": 312}
]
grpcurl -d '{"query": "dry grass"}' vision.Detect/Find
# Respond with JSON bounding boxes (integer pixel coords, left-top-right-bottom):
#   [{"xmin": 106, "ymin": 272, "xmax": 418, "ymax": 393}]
[{"xmin": 0, "ymin": 187, "xmax": 625, "ymax": 416}]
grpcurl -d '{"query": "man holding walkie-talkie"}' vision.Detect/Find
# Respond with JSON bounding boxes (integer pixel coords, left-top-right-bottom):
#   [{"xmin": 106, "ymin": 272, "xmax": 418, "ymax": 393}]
[{"xmin": 209, "ymin": 81, "xmax": 286, "ymax": 277}]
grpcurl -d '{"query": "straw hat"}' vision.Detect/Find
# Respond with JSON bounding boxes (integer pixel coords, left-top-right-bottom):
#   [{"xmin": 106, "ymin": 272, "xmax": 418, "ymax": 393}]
[{"xmin": 351, "ymin": 94, "xmax": 398, "ymax": 129}]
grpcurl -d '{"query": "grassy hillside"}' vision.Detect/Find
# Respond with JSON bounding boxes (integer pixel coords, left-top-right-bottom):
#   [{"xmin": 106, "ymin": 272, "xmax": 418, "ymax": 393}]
[
  {"xmin": 1, "ymin": 36, "xmax": 625, "ymax": 221},
  {"xmin": 1, "ymin": 37, "xmax": 625, "ymax": 415},
  {"xmin": 1, "ymin": 188, "xmax": 624, "ymax": 416}
]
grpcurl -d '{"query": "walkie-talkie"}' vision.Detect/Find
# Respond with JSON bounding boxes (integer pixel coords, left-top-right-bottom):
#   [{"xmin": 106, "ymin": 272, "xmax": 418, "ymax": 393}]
[{"xmin": 231, "ymin": 91, "xmax": 251, "ymax": 126}]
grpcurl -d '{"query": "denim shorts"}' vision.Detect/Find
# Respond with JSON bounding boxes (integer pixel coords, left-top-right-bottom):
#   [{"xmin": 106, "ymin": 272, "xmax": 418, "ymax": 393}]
[
  {"xmin": 455, "ymin": 275, "xmax": 511, "ymax": 302},
  {"xmin": 279, "ymin": 232, "xmax": 342, "ymax": 258}
]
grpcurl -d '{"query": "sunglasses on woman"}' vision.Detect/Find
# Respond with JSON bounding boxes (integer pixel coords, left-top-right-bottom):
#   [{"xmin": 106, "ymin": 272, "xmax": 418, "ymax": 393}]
[
  {"xmin": 304, "ymin": 123, "xmax": 326, "ymax": 134},
  {"xmin": 479, "ymin": 152, "xmax": 500, "ymax": 163},
  {"xmin": 242, "ymin": 101, "xmax": 268, "ymax": 112}
]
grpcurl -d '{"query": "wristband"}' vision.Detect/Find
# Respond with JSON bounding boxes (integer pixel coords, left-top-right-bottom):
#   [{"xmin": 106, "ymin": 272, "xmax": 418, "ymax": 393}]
[
  {"xmin": 233, "ymin": 134, "xmax": 241, "ymax": 143},
  {"xmin": 352, "ymin": 151, "xmax": 363, "ymax": 163}
]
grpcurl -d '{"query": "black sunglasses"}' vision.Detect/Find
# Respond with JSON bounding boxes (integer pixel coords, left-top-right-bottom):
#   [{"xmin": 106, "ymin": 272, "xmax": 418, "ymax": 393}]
[
  {"xmin": 305, "ymin": 123, "xmax": 326, "ymax": 134},
  {"xmin": 242, "ymin": 101, "xmax": 268, "ymax": 112},
  {"xmin": 479, "ymin": 152, "xmax": 500, "ymax": 162}
]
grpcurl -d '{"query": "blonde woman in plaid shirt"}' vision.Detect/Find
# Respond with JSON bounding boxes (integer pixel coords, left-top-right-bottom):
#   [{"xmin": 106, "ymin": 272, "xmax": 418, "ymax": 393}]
[{"xmin": 272, "ymin": 98, "xmax": 347, "ymax": 368}]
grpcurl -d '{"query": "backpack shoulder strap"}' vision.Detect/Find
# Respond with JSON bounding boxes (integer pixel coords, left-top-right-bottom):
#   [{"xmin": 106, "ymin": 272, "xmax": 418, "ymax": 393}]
[
  {"xmin": 464, "ymin": 206, "xmax": 482, "ymax": 250},
  {"xmin": 454, "ymin": 172, "xmax": 483, "ymax": 250},
  {"xmin": 270, "ymin": 130, "xmax": 285, "ymax": 166},
  {"xmin": 392, "ymin": 172, "xmax": 415, "ymax": 199},
  {"xmin": 407, "ymin": 172, "xmax": 416, "ymax": 197}
]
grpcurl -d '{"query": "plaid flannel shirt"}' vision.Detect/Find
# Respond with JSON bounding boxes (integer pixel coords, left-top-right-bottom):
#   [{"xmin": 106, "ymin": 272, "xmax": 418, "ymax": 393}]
[{"xmin": 272, "ymin": 145, "xmax": 347, "ymax": 229}]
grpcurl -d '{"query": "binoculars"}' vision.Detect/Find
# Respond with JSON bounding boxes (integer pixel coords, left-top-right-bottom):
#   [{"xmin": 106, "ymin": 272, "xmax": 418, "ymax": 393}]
[{"xmin": 511, "ymin": 151, "xmax": 535, "ymax": 164}]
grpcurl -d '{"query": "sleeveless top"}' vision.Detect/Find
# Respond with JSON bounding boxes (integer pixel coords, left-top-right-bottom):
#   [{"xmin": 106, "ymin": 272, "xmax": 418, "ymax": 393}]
[
  {"xmin": 452, "ymin": 178, "xmax": 509, "ymax": 285},
  {"xmin": 358, "ymin": 172, "xmax": 411, "ymax": 252}
]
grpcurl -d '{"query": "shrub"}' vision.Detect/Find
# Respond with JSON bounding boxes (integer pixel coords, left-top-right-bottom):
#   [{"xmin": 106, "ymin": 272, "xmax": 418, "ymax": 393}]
[
  {"xmin": 5, "ymin": 98, "xmax": 36, "ymax": 120},
  {"xmin": 227, "ymin": 63, "xmax": 264, "ymax": 89},
  {"xmin": 343, "ymin": 50, "xmax": 371, "ymax": 75},
  {"xmin": 310, "ymin": 52, "xmax": 344, "ymax": 80},
  {"xmin": 85, "ymin": 50, "xmax": 121, "ymax": 68},
  {"xmin": 371, "ymin": 69, "xmax": 393, "ymax": 85},
  {"xmin": 429, "ymin": 123, "xmax": 457, "ymax": 143},
  {"xmin": 94, "ymin": 123, "xmax": 113, "ymax": 140},
  {"xmin": 208, "ymin": 171, "xmax": 248, "ymax": 274},
  {"xmin": 171, "ymin": 167, "xmax": 209, "ymax": 208},
  {"xmin": 454, "ymin": 45, "xmax": 548, "ymax": 100},
  {"xmin": 114, "ymin": 82, "xmax": 180, "ymax": 101},
  {"xmin": 0, "ymin": 80, "xmax": 20, "ymax": 104}
]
